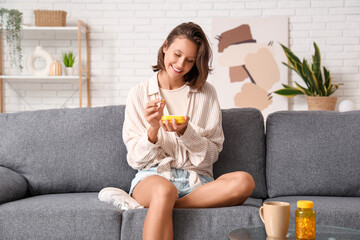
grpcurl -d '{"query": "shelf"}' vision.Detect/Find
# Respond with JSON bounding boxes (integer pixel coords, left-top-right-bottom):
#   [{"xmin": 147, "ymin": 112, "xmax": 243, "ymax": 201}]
[
  {"xmin": 21, "ymin": 25, "xmax": 85, "ymax": 32},
  {"xmin": 0, "ymin": 19, "xmax": 90, "ymax": 113},
  {"xmin": 0, "ymin": 75, "xmax": 84, "ymax": 80}
]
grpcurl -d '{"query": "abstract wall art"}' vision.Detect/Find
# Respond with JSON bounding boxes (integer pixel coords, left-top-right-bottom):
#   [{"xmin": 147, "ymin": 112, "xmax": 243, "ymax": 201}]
[{"xmin": 211, "ymin": 17, "xmax": 289, "ymax": 117}]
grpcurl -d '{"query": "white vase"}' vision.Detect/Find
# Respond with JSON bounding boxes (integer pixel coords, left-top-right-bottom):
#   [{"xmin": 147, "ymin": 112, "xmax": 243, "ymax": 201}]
[
  {"xmin": 64, "ymin": 67, "xmax": 74, "ymax": 76},
  {"xmin": 27, "ymin": 46, "xmax": 53, "ymax": 76}
]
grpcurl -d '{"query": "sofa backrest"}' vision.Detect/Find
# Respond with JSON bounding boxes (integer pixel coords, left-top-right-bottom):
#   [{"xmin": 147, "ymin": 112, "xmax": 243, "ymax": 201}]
[
  {"xmin": 215, "ymin": 108, "xmax": 267, "ymax": 199},
  {"xmin": 266, "ymin": 110, "xmax": 360, "ymax": 198},
  {"xmin": 0, "ymin": 106, "xmax": 137, "ymax": 195},
  {"xmin": 0, "ymin": 106, "xmax": 267, "ymax": 198}
]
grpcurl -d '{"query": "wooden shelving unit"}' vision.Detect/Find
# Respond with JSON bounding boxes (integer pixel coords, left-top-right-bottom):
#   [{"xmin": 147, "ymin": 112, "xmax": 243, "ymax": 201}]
[{"xmin": 0, "ymin": 20, "xmax": 90, "ymax": 113}]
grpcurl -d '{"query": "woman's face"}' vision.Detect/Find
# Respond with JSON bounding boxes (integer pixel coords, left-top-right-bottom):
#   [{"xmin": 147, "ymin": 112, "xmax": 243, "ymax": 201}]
[{"xmin": 162, "ymin": 37, "xmax": 198, "ymax": 81}]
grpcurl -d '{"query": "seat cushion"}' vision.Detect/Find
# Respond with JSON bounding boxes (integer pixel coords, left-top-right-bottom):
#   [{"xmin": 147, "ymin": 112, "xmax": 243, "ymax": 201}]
[
  {"xmin": 0, "ymin": 106, "xmax": 137, "ymax": 195},
  {"xmin": 0, "ymin": 193, "xmax": 122, "ymax": 240},
  {"xmin": 215, "ymin": 108, "xmax": 267, "ymax": 199},
  {"xmin": 266, "ymin": 196, "xmax": 360, "ymax": 230},
  {"xmin": 121, "ymin": 198, "xmax": 263, "ymax": 240},
  {"xmin": 266, "ymin": 111, "xmax": 360, "ymax": 198}
]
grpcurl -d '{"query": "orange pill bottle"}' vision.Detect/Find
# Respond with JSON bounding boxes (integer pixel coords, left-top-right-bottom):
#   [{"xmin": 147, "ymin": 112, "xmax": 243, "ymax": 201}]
[{"xmin": 295, "ymin": 200, "xmax": 316, "ymax": 240}]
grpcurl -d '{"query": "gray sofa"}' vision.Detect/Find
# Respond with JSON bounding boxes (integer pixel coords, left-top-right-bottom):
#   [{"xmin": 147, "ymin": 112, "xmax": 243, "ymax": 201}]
[{"xmin": 0, "ymin": 105, "xmax": 359, "ymax": 239}]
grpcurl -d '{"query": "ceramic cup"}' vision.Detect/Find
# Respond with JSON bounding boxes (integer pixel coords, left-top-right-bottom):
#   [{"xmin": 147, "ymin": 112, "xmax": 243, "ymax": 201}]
[{"xmin": 259, "ymin": 201, "xmax": 290, "ymax": 238}]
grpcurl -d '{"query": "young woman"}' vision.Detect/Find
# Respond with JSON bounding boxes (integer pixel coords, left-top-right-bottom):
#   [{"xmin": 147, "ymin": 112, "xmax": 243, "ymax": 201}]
[{"xmin": 100, "ymin": 22, "xmax": 255, "ymax": 240}]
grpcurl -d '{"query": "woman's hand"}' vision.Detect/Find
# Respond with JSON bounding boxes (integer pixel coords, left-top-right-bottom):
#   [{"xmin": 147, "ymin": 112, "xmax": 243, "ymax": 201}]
[
  {"xmin": 145, "ymin": 99, "xmax": 165, "ymax": 143},
  {"xmin": 145, "ymin": 98, "xmax": 166, "ymax": 129},
  {"xmin": 160, "ymin": 116, "xmax": 190, "ymax": 136}
]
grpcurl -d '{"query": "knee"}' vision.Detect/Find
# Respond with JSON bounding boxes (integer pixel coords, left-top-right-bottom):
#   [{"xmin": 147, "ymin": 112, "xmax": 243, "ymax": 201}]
[
  {"xmin": 241, "ymin": 172, "xmax": 255, "ymax": 196},
  {"xmin": 229, "ymin": 172, "xmax": 255, "ymax": 200},
  {"xmin": 151, "ymin": 181, "xmax": 178, "ymax": 204}
]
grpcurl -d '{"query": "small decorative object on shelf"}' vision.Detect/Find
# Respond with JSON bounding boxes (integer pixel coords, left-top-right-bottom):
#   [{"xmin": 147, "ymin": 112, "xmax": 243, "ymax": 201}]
[
  {"xmin": 338, "ymin": 100, "xmax": 355, "ymax": 112},
  {"xmin": 273, "ymin": 42, "xmax": 342, "ymax": 111},
  {"xmin": 62, "ymin": 51, "xmax": 75, "ymax": 76},
  {"xmin": 34, "ymin": 10, "xmax": 67, "ymax": 27},
  {"xmin": 49, "ymin": 60, "xmax": 62, "ymax": 76},
  {"xmin": 295, "ymin": 200, "xmax": 316, "ymax": 240},
  {"xmin": 0, "ymin": 8, "xmax": 23, "ymax": 71},
  {"xmin": 27, "ymin": 46, "xmax": 53, "ymax": 76}
]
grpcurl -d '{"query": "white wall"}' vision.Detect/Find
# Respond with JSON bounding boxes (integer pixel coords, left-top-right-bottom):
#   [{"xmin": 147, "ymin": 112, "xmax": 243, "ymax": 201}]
[{"xmin": 1, "ymin": 0, "xmax": 359, "ymax": 112}]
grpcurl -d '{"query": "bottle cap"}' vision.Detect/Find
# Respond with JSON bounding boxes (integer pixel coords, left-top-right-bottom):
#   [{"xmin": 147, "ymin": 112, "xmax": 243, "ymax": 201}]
[{"xmin": 297, "ymin": 200, "xmax": 314, "ymax": 208}]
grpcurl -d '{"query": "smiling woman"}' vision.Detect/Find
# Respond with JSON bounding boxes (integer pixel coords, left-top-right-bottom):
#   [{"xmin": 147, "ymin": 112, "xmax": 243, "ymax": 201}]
[{"xmin": 99, "ymin": 22, "xmax": 255, "ymax": 240}]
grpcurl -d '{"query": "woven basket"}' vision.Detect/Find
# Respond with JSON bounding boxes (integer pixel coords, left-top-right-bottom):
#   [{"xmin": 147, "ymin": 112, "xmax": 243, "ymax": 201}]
[
  {"xmin": 306, "ymin": 96, "xmax": 337, "ymax": 111},
  {"xmin": 34, "ymin": 10, "xmax": 67, "ymax": 27}
]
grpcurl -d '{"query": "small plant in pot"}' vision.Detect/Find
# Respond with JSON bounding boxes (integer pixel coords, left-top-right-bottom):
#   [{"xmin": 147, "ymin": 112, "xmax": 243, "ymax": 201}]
[
  {"xmin": 273, "ymin": 42, "xmax": 342, "ymax": 111},
  {"xmin": 62, "ymin": 51, "xmax": 75, "ymax": 76}
]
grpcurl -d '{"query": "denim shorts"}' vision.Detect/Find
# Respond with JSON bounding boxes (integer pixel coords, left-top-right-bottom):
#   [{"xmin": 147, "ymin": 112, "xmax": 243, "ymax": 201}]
[{"xmin": 129, "ymin": 166, "xmax": 214, "ymax": 199}]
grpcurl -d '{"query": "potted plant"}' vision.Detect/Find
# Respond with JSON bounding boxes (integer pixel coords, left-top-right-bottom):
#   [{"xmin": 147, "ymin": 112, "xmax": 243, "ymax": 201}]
[
  {"xmin": 274, "ymin": 42, "xmax": 342, "ymax": 111},
  {"xmin": 62, "ymin": 51, "xmax": 75, "ymax": 76},
  {"xmin": 0, "ymin": 8, "xmax": 23, "ymax": 71}
]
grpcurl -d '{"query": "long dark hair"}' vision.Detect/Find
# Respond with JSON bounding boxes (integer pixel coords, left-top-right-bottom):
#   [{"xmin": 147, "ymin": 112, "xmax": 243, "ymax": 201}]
[{"xmin": 152, "ymin": 22, "xmax": 212, "ymax": 90}]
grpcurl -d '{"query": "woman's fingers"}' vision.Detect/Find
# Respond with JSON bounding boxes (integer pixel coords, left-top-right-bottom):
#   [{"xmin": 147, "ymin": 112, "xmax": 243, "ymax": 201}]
[
  {"xmin": 157, "ymin": 99, "xmax": 166, "ymax": 116},
  {"xmin": 160, "ymin": 115, "xmax": 191, "ymax": 133},
  {"xmin": 145, "ymin": 106, "xmax": 157, "ymax": 115},
  {"xmin": 146, "ymin": 98, "xmax": 162, "ymax": 108},
  {"xmin": 147, "ymin": 111, "xmax": 160, "ymax": 122},
  {"xmin": 161, "ymin": 118, "xmax": 177, "ymax": 132},
  {"xmin": 159, "ymin": 119, "xmax": 166, "ymax": 130},
  {"xmin": 145, "ymin": 99, "xmax": 165, "ymax": 117},
  {"xmin": 171, "ymin": 118, "xmax": 178, "ymax": 131}
]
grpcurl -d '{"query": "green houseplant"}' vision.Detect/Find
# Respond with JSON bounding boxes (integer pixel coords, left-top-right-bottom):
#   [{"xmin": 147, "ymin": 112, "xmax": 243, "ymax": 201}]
[
  {"xmin": 62, "ymin": 51, "xmax": 75, "ymax": 75},
  {"xmin": 274, "ymin": 42, "xmax": 342, "ymax": 110},
  {"xmin": 0, "ymin": 8, "xmax": 23, "ymax": 71}
]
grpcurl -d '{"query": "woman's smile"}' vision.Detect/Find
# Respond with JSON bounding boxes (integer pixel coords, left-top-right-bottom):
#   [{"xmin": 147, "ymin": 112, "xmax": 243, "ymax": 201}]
[{"xmin": 171, "ymin": 65, "xmax": 182, "ymax": 73}]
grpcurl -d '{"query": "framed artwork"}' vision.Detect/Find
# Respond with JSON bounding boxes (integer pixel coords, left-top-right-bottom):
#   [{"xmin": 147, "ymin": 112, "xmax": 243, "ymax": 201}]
[{"xmin": 210, "ymin": 17, "xmax": 289, "ymax": 118}]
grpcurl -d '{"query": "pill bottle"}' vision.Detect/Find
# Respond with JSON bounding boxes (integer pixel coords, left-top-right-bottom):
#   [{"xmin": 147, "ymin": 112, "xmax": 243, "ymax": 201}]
[{"xmin": 295, "ymin": 200, "xmax": 316, "ymax": 240}]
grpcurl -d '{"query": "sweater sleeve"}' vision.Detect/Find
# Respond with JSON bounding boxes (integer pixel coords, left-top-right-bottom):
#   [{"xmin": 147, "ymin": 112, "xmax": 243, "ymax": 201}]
[
  {"xmin": 176, "ymin": 86, "xmax": 224, "ymax": 168},
  {"xmin": 122, "ymin": 87, "xmax": 167, "ymax": 170}
]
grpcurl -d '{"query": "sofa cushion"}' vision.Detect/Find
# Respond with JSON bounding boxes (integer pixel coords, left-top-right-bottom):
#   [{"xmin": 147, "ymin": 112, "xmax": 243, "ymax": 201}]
[
  {"xmin": 0, "ymin": 193, "xmax": 122, "ymax": 240},
  {"xmin": 0, "ymin": 106, "xmax": 137, "ymax": 195},
  {"xmin": 215, "ymin": 108, "xmax": 267, "ymax": 199},
  {"xmin": 0, "ymin": 166, "xmax": 28, "ymax": 204},
  {"xmin": 266, "ymin": 196, "xmax": 360, "ymax": 230},
  {"xmin": 266, "ymin": 111, "xmax": 360, "ymax": 198},
  {"xmin": 121, "ymin": 198, "xmax": 263, "ymax": 240}
]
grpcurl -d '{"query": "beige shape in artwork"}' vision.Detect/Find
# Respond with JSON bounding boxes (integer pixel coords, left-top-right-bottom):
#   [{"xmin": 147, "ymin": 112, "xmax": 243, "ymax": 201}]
[
  {"xmin": 234, "ymin": 82, "xmax": 273, "ymax": 111},
  {"xmin": 229, "ymin": 65, "xmax": 249, "ymax": 83},
  {"xmin": 218, "ymin": 43, "xmax": 275, "ymax": 67},
  {"xmin": 245, "ymin": 48, "xmax": 280, "ymax": 91}
]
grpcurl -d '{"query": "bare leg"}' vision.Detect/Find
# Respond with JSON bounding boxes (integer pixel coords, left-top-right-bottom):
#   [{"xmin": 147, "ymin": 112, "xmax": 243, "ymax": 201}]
[
  {"xmin": 174, "ymin": 171, "xmax": 255, "ymax": 208},
  {"xmin": 132, "ymin": 175, "xmax": 178, "ymax": 240}
]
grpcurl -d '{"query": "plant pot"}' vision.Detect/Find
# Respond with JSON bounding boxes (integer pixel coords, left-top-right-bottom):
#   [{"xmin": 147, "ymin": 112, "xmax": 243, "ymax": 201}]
[
  {"xmin": 306, "ymin": 96, "xmax": 337, "ymax": 111},
  {"xmin": 64, "ymin": 67, "xmax": 74, "ymax": 76}
]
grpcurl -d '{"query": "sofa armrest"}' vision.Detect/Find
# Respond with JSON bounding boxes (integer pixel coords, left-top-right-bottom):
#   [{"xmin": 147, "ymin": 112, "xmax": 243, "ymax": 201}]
[{"xmin": 0, "ymin": 166, "xmax": 28, "ymax": 204}]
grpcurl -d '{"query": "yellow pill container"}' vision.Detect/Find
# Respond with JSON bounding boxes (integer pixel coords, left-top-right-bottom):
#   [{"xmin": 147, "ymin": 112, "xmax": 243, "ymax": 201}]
[
  {"xmin": 295, "ymin": 200, "xmax": 316, "ymax": 240},
  {"xmin": 161, "ymin": 115, "xmax": 186, "ymax": 124}
]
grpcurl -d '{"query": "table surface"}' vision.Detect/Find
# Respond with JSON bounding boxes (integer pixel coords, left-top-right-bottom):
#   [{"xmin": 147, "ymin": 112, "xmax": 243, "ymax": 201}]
[{"xmin": 228, "ymin": 224, "xmax": 360, "ymax": 240}]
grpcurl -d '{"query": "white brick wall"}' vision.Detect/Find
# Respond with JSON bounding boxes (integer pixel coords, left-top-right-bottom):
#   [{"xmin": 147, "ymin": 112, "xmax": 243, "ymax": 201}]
[{"xmin": 1, "ymin": 0, "xmax": 360, "ymax": 112}]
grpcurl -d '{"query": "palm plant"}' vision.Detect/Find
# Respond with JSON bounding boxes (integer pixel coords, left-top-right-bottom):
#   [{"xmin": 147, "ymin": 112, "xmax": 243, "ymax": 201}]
[
  {"xmin": 274, "ymin": 42, "xmax": 341, "ymax": 97},
  {"xmin": 62, "ymin": 51, "xmax": 75, "ymax": 67}
]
